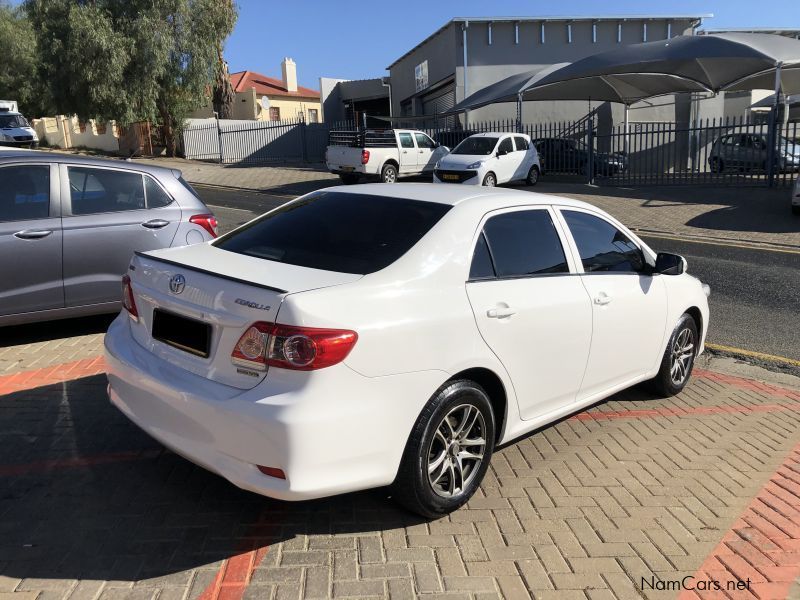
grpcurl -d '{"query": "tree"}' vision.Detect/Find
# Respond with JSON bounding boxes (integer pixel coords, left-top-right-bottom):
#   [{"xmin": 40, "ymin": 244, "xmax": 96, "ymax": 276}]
[
  {"xmin": 0, "ymin": 1, "xmax": 51, "ymax": 117},
  {"xmin": 211, "ymin": 0, "xmax": 236, "ymax": 119},
  {"xmin": 25, "ymin": 0, "xmax": 237, "ymax": 156}
]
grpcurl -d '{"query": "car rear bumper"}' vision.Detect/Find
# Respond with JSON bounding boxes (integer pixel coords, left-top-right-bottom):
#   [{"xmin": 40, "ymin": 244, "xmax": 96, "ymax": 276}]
[{"xmin": 104, "ymin": 314, "xmax": 443, "ymax": 501}]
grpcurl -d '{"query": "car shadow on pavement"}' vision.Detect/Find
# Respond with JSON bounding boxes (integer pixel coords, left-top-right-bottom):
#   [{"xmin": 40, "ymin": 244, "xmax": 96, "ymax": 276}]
[
  {"xmin": 0, "ymin": 315, "xmax": 115, "ymax": 348},
  {"xmin": 0, "ymin": 374, "xmax": 427, "ymax": 584}
]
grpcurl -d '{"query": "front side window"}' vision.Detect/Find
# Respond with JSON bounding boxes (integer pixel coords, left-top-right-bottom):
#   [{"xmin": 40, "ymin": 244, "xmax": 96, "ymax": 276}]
[
  {"xmin": 214, "ymin": 191, "xmax": 451, "ymax": 275},
  {"xmin": 398, "ymin": 133, "xmax": 415, "ymax": 148},
  {"xmin": 452, "ymin": 137, "xmax": 498, "ymax": 155},
  {"xmin": 0, "ymin": 165, "xmax": 49, "ymax": 222},
  {"xmin": 562, "ymin": 210, "xmax": 645, "ymax": 273},
  {"xmin": 68, "ymin": 167, "xmax": 145, "ymax": 215},
  {"xmin": 414, "ymin": 133, "xmax": 435, "ymax": 149},
  {"xmin": 498, "ymin": 138, "xmax": 514, "ymax": 154},
  {"xmin": 476, "ymin": 210, "xmax": 568, "ymax": 278}
]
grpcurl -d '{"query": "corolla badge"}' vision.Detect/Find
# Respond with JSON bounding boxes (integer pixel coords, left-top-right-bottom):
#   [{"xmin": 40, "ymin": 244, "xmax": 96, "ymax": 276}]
[{"xmin": 169, "ymin": 274, "xmax": 186, "ymax": 294}]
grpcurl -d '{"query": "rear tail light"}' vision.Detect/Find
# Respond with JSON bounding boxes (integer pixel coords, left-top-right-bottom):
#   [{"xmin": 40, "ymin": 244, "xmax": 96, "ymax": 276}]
[
  {"xmin": 190, "ymin": 214, "xmax": 218, "ymax": 238},
  {"xmin": 231, "ymin": 323, "xmax": 357, "ymax": 371},
  {"xmin": 361, "ymin": 149, "xmax": 370, "ymax": 165},
  {"xmin": 121, "ymin": 274, "xmax": 139, "ymax": 321}
]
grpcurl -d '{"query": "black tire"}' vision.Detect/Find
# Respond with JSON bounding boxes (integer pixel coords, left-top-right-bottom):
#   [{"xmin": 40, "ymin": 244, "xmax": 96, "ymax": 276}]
[
  {"xmin": 482, "ymin": 172, "xmax": 497, "ymax": 187},
  {"xmin": 339, "ymin": 173, "xmax": 359, "ymax": 185},
  {"xmin": 381, "ymin": 163, "xmax": 398, "ymax": 183},
  {"xmin": 526, "ymin": 165, "xmax": 540, "ymax": 186},
  {"xmin": 392, "ymin": 380, "xmax": 495, "ymax": 518},
  {"xmin": 709, "ymin": 157, "xmax": 724, "ymax": 173},
  {"xmin": 792, "ymin": 205, "xmax": 800, "ymax": 216},
  {"xmin": 647, "ymin": 313, "xmax": 699, "ymax": 397}
]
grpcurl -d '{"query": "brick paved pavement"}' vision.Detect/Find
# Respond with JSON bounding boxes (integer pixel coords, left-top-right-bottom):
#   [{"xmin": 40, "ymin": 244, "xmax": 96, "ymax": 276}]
[
  {"xmin": 134, "ymin": 157, "xmax": 800, "ymax": 250},
  {"xmin": 2, "ymin": 319, "xmax": 800, "ymax": 599}
]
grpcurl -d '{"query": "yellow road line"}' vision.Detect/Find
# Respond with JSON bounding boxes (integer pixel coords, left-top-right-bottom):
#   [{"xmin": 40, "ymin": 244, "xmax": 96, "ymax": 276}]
[
  {"xmin": 637, "ymin": 232, "xmax": 800, "ymax": 255},
  {"xmin": 706, "ymin": 343, "xmax": 800, "ymax": 367}
]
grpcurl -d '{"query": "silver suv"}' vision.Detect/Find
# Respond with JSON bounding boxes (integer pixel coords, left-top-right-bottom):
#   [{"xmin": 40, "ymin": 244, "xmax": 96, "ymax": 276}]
[
  {"xmin": 0, "ymin": 151, "xmax": 216, "ymax": 326},
  {"xmin": 709, "ymin": 133, "xmax": 800, "ymax": 173}
]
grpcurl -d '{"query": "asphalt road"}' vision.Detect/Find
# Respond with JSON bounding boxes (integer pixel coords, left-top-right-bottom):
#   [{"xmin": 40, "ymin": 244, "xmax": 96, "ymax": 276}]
[{"xmin": 196, "ymin": 184, "xmax": 800, "ymax": 364}]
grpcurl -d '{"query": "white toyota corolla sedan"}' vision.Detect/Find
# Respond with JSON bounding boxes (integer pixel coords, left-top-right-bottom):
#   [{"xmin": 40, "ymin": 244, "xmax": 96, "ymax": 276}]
[
  {"xmin": 105, "ymin": 184, "xmax": 710, "ymax": 517},
  {"xmin": 433, "ymin": 132, "xmax": 541, "ymax": 187}
]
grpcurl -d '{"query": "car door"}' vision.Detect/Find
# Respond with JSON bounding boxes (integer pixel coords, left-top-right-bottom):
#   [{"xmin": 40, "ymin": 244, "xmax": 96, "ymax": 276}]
[
  {"xmin": 512, "ymin": 136, "xmax": 533, "ymax": 180},
  {"xmin": 396, "ymin": 132, "xmax": 417, "ymax": 173},
  {"xmin": 465, "ymin": 208, "xmax": 593, "ymax": 421},
  {"xmin": 61, "ymin": 164, "xmax": 181, "ymax": 307},
  {"xmin": 557, "ymin": 208, "xmax": 668, "ymax": 400},
  {"xmin": 414, "ymin": 132, "xmax": 438, "ymax": 172},
  {"xmin": 0, "ymin": 162, "xmax": 63, "ymax": 316},
  {"xmin": 493, "ymin": 137, "xmax": 517, "ymax": 183}
]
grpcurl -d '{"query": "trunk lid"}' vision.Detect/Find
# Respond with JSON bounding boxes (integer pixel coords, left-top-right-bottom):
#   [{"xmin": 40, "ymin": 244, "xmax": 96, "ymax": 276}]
[{"xmin": 127, "ymin": 244, "xmax": 361, "ymax": 389}]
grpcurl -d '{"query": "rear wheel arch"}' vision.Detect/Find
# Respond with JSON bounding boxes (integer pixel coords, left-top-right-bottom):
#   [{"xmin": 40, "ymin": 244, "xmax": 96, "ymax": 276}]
[
  {"xmin": 444, "ymin": 367, "xmax": 507, "ymax": 444},
  {"xmin": 382, "ymin": 159, "xmax": 399, "ymax": 171}
]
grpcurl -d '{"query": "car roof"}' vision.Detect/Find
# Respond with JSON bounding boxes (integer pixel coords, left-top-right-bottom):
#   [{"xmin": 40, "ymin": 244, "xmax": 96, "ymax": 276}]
[
  {"xmin": 0, "ymin": 150, "xmax": 181, "ymax": 178},
  {"xmin": 321, "ymin": 183, "xmax": 598, "ymax": 211},
  {"xmin": 467, "ymin": 132, "xmax": 519, "ymax": 138}
]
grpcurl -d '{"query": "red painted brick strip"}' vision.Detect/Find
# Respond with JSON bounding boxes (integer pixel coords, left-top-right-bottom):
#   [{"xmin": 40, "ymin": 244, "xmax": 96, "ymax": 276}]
[
  {"xmin": 571, "ymin": 403, "xmax": 800, "ymax": 422},
  {"xmin": 197, "ymin": 531, "xmax": 271, "ymax": 600},
  {"xmin": 0, "ymin": 356, "xmax": 106, "ymax": 395},
  {"xmin": 695, "ymin": 369, "xmax": 800, "ymax": 401},
  {"xmin": 678, "ymin": 444, "xmax": 800, "ymax": 600},
  {"xmin": 0, "ymin": 449, "xmax": 162, "ymax": 477}
]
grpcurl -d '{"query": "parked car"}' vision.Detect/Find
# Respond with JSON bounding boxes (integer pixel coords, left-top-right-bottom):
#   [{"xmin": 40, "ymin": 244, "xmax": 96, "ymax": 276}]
[
  {"xmin": 532, "ymin": 137, "xmax": 627, "ymax": 176},
  {"xmin": 793, "ymin": 172, "xmax": 800, "ymax": 215},
  {"xmin": 0, "ymin": 108, "xmax": 38, "ymax": 149},
  {"xmin": 326, "ymin": 128, "xmax": 449, "ymax": 184},
  {"xmin": 708, "ymin": 133, "xmax": 800, "ymax": 173},
  {"xmin": 0, "ymin": 151, "xmax": 217, "ymax": 326},
  {"xmin": 433, "ymin": 132, "xmax": 541, "ymax": 187},
  {"xmin": 105, "ymin": 184, "xmax": 710, "ymax": 517}
]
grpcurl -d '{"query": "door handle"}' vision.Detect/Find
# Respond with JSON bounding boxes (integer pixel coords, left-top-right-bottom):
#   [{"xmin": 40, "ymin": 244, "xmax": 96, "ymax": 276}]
[
  {"xmin": 594, "ymin": 293, "xmax": 612, "ymax": 305},
  {"xmin": 487, "ymin": 306, "xmax": 516, "ymax": 319},
  {"xmin": 402, "ymin": 150, "xmax": 408, "ymax": 154},
  {"xmin": 141, "ymin": 219, "xmax": 170, "ymax": 229},
  {"xmin": 14, "ymin": 229, "xmax": 53, "ymax": 239}
]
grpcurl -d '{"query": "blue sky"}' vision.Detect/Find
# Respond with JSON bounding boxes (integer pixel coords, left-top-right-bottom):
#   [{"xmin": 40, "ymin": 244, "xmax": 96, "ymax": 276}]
[{"xmin": 226, "ymin": 0, "xmax": 800, "ymax": 89}]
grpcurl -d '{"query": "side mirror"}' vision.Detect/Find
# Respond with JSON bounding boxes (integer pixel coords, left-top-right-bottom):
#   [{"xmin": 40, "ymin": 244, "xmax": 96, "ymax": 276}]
[{"xmin": 654, "ymin": 252, "xmax": 686, "ymax": 275}]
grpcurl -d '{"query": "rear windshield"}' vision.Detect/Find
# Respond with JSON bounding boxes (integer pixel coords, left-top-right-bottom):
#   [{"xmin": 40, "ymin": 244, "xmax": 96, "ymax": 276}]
[
  {"xmin": 452, "ymin": 137, "xmax": 498, "ymax": 155},
  {"xmin": 213, "ymin": 191, "xmax": 451, "ymax": 274}
]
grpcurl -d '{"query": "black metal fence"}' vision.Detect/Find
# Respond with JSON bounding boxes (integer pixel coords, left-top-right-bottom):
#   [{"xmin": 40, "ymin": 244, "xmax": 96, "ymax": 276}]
[{"xmin": 182, "ymin": 114, "xmax": 799, "ymax": 188}]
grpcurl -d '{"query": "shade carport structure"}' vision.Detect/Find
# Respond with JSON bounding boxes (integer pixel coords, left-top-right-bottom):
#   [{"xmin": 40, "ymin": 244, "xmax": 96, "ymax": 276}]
[{"xmin": 450, "ymin": 32, "xmax": 800, "ymax": 184}]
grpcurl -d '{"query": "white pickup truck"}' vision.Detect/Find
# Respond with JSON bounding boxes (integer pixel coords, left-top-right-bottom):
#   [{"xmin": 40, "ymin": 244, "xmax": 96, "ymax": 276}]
[{"xmin": 325, "ymin": 129, "xmax": 449, "ymax": 184}]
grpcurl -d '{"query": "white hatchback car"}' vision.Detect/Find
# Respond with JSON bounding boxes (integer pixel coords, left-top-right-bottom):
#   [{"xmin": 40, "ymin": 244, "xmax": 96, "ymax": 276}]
[
  {"xmin": 434, "ymin": 132, "xmax": 541, "ymax": 187},
  {"xmin": 105, "ymin": 184, "xmax": 710, "ymax": 517}
]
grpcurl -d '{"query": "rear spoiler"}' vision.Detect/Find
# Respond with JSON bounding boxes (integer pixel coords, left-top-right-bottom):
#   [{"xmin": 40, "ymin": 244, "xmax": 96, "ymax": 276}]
[{"xmin": 133, "ymin": 251, "xmax": 288, "ymax": 294}]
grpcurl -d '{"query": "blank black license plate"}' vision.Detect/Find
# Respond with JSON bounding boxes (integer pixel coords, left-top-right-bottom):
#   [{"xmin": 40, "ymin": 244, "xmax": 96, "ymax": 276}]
[{"xmin": 152, "ymin": 309, "xmax": 211, "ymax": 358}]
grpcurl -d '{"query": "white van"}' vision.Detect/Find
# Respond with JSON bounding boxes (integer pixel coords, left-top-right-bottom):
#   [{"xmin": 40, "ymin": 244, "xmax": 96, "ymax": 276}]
[{"xmin": 0, "ymin": 103, "xmax": 39, "ymax": 149}]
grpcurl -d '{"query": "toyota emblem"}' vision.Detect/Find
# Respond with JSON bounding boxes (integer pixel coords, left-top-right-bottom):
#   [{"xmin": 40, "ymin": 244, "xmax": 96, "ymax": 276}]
[{"xmin": 169, "ymin": 274, "xmax": 186, "ymax": 294}]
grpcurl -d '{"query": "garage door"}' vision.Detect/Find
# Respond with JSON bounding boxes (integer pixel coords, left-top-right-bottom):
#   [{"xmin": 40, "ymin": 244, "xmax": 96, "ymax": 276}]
[{"xmin": 422, "ymin": 85, "xmax": 455, "ymax": 130}]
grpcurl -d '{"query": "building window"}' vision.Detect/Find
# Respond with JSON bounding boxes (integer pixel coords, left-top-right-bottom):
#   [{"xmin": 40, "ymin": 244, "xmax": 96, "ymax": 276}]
[
  {"xmin": 415, "ymin": 60, "xmax": 429, "ymax": 92},
  {"xmin": 269, "ymin": 107, "xmax": 281, "ymax": 121},
  {"xmin": 308, "ymin": 109, "xmax": 319, "ymax": 123}
]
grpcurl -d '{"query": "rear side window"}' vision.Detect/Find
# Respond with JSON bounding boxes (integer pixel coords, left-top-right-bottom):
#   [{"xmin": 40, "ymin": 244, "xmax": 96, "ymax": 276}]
[
  {"xmin": 562, "ymin": 210, "xmax": 644, "ymax": 273},
  {"xmin": 514, "ymin": 136, "xmax": 529, "ymax": 151},
  {"xmin": 398, "ymin": 133, "xmax": 415, "ymax": 148},
  {"xmin": 214, "ymin": 192, "xmax": 451, "ymax": 274},
  {"xmin": 479, "ymin": 210, "xmax": 568, "ymax": 278},
  {"xmin": 0, "ymin": 165, "xmax": 49, "ymax": 222},
  {"xmin": 68, "ymin": 167, "xmax": 145, "ymax": 215},
  {"xmin": 144, "ymin": 176, "xmax": 173, "ymax": 208},
  {"xmin": 469, "ymin": 233, "xmax": 495, "ymax": 279}
]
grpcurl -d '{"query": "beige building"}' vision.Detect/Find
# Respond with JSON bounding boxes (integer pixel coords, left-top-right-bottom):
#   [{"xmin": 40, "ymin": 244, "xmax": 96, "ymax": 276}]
[{"xmin": 193, "ymin": 58, "xmax": 322, "ymax": 122}]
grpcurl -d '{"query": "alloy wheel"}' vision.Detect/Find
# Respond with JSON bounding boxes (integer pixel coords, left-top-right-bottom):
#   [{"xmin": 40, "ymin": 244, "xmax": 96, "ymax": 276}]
[
  {"xmin": 670, "ymin": 327, "xmax": 695, "ymax": 385},
  {"xmin": 427, "ymin": 404, "xmax": 487, "ymax": 498}
]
